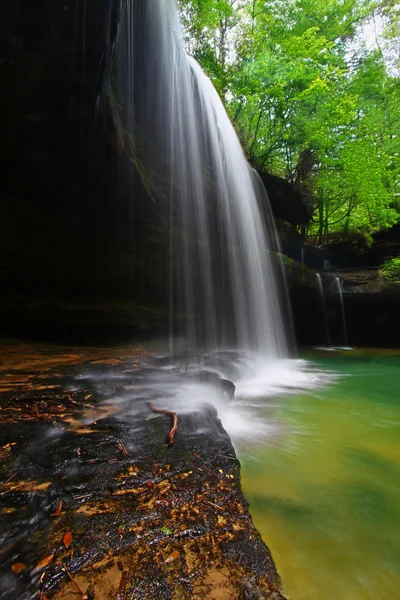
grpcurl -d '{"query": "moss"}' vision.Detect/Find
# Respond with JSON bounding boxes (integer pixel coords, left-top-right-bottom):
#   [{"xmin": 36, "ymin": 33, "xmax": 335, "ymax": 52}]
[
  {"xmin": 270, "ymin": 252, "xmax": 315, "ymax": 286},
  {"xmin": 380, "ymin": 257, "xmax": 400, "ymax": 285}
]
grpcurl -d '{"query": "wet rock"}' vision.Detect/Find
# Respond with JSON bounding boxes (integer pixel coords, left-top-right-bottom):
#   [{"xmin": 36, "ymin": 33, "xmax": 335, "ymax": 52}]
[
  {"xmin": 258, "ymin": 171, "xmax": 310, "ymax": 226},
  {"xmin": 189, "ymin": 372, "xmax": 236, "ymax": 401},
  {"xmin": 241, "ymin": 577, "xmax": 287, "ymax": 599},
  {"xmin": 0, "ymin": 352, "xmax": 287, "ymax": 600},
  {"xmin": 217, "ymin": 378, "xmax": 236, "ymax": 400}
]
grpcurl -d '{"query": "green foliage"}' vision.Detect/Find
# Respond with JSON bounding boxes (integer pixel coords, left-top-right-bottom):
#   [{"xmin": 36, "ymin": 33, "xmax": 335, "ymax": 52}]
[
  {"xmin": 179, "ymin": 0, "xmax": 242, "ymax": 95},
  {"xmin": 177, "ymin": 0, "xmax": 400, "ymax": 243},
  {"xmin": 380, "ymin": 257, "xmax": 400, "ymax": 283}
]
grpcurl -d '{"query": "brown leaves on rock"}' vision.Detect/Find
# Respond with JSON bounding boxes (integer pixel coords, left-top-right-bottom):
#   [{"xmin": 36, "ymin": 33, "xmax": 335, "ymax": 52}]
[
  {"xmin": 34, "ymin": 554, "xmax": 55, "ymax": 571},
  {"xmin": 0, "ymin": 442, "xmax": 16, "ymax": 461},
  {"xmin": 11, "ymin": 562, "xmax": 26, "ymax": 573},
  {"xmin": 117, "ymin": 439, "xmax": 129, "ymax": 456},
  {"xmin": 63, "ymin": 531, "xmax": 73, "ymax": 548},
  {"xmin": 0, "ymin": 391, "xmax": 96, "ymax": 426},
  {"xmin": 1, "ymin": 480, "xmax": 52, "ymax": 495},
  {"xmin": 165, "ymin": 550, "xmax": 179, "ymax": 563},
  {"xmin": 51, "ymin": 499, "xmax": 62, "ymax": 517}
]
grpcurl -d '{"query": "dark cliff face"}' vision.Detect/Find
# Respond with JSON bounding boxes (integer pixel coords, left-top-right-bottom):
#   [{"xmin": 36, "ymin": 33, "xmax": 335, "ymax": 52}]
[
  {"xmin": 257, "ymin": 172, "xmax": 311, "ymax": 227},
  {"xmin": 0, "ymin": 1, "xmax": 171, "ymax": 341},
  {"xmin": 0, "ymin": 1, "xmax": 308, "ymax": 343}
]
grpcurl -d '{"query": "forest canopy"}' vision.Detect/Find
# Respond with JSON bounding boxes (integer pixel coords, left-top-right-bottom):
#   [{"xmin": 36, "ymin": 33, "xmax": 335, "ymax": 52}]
[{"xmin": 177, "ymin": 0, "xmax": 400, "ymax": 244}]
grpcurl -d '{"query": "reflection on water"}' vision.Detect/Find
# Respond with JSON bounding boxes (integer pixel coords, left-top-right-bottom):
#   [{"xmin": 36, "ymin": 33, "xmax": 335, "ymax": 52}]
[{"xmin": 240, "ymin": 352, "xmax": 400, "ymax": 600}]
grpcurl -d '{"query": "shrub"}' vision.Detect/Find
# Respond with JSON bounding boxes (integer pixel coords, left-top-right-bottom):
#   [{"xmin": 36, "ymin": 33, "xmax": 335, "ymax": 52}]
[{"xmin": 380, "ymin": 257, "xmax": 400, "ymax": 284}]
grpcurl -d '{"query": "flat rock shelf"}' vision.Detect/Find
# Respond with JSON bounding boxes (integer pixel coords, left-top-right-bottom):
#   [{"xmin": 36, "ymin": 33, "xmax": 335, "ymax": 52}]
[{"xmin": 0, "ymin": 341, "xmax": 286, "ymax": 600}]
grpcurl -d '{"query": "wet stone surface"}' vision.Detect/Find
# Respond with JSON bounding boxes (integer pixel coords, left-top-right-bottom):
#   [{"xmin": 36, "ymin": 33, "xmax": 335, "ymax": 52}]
[{"xmin": 0, "ymin": 344, "xmax": 286, "ymax": 600}]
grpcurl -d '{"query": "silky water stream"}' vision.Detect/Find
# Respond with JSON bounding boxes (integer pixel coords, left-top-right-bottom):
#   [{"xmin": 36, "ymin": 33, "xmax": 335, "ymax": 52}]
[{"xmin": 108, "ymin": 3, "xmax": 400, "ymax": 599}]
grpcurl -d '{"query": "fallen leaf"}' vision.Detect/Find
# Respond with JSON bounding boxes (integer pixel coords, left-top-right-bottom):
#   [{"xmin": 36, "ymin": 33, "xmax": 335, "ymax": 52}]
[
  {"xmin": 61, "ymin": 563, "xmax": 88, "ymax": 598},
  {"xmin": 0, "ymin": 543, "xmax": 15, "ymax": 557},
  {"xmin": 165, "ymin": 550, "xmax": 179, "ymax": 563},
  {"xmin": 1, "ymin": 507, "xmax": 17, "ymax": 515},
  {"xmin": 11, "ymin": 562, "xmax": 26, "ymax": 573},
  {"xmin": 51, "ymin": 499, "xmax": 62, "ymax": 517},
  {"xmin": 63, "ymin": 531, "xmax": 72, "ymax": 548},
  {"xmin": 34, "ymin": 554, "xmax": 54, "ymax": 571},
  {"xmin": 160, "ymin": 527, "xmax": 173, "ymax": 535},
  {"xmin": 1, "ymin": 480, "xmax": 52, "ymax": 493}
]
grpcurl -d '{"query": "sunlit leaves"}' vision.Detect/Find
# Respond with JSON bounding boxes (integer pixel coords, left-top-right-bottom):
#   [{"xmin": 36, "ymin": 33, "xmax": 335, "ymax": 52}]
[{"xmin": 178, "ymin": 0, "xmax": 400, "ymax": 240}]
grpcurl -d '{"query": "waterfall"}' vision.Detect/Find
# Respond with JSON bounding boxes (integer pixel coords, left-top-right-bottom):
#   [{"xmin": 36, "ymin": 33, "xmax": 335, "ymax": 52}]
[
  {"xmin": 316, "ymin": 273, "xmax": 330, "ymax": 346},
  {"xmin": 335, "ymin": 277, "xmax": 348, "ymax": 347},
  {"xmin": 111, "ymin": 0, "xmax": 288, "ymax": 357}
]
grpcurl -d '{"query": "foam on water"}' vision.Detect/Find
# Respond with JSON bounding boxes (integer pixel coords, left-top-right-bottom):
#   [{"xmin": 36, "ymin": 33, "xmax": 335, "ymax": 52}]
[{"xmin": 85, "ymin": 354, "xmax": 335, "ymax": 450}]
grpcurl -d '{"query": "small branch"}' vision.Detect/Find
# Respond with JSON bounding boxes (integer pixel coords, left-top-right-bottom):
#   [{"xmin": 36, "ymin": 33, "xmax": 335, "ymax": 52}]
[
  {"xmin": 61, "ymin": 563, "xmax": 88, "ymax": 599},
  {"xmin": 216, "ymin": 454, "xmax": 237, "ymax": 461},
  {"xmin": 181, "ymin": 360, "xmax": 189, "ymax": 376},
  {"xmin": 204, "ymin": 500, "xmax": 223, "ymax": 510},
  {"xmin": 117, "ymin": 439, "xmax": 129, "ymax": 456},
  {"xmin": 146, "ymin": 401, "xmax": 179, "ymax": 447}
]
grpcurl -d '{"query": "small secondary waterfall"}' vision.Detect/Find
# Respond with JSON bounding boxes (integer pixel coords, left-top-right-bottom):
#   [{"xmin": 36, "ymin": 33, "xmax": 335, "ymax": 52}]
[
  {"xmin": 335, "ymin": 277, "xmax": 348, "ymax": 347},
  {"xmin": 112, "ymin": 0, "xmax": 288, "ymax": 356},
  {"xmin": 316, "ymin": 273, "xmax": 330, "ymax": 346}
]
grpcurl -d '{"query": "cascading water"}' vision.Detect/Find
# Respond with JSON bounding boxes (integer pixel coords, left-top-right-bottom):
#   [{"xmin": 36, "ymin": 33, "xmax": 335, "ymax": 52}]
[
  {"xmin": 335, "ymin": 277, "xmax": 349, "ymax": 347},
  {"xmin": 102, "ymin": 0, "xmax": 334, "ymax": 450},
  {"xmin": 315, "ymin": 273, "xmax": 331, "ymax": 346},
  {"xmin": 111, "ymin": 0, "xmax": 288, "ymax": 357}
]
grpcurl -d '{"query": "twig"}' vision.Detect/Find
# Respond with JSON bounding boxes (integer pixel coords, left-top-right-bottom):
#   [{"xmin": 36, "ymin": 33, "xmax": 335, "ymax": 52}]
[
  {"xmin": 204, "ymin": 500, "xmax": 223, "ymax": 510},
  {"xmin": 146, "ymin": 401, "xmax": 179, "ymax": 447},
  {"xmin": 72, "ymin": 493, "xmax": 93, "ymax": 500},
  {"xmin": 117, "ymin": 440, "xmax": 129, "ymax": 456},
  {"xmin": 61, "ymin": 563, "xmax": 88, "ymax": 599},
  {"xmin": 181, "ymin": 359, "xmax": 189, "ymax": 376},
  {"xmin": 216, "ymin": 454, "xmax": 237, "ymax": 461},
  {"xmin": 0, "ymin": 483, "xmax": 24, "ymax": 495}
]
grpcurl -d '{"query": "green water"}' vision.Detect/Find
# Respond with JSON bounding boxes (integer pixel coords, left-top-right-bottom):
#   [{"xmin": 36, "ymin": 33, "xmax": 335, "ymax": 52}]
[{"xmin": 240, "ymin": 351, "xmax": 400, "ymax": 600}]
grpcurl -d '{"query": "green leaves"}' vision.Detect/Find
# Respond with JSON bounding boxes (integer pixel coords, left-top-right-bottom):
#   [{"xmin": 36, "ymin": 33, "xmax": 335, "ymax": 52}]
[
  {"xmin": 178, "ymin": 0, "xmax": 400, "ymax": 241},
  {"xmin": 160, "ymin": 527, "xmax": 173, "ymax": 535}
]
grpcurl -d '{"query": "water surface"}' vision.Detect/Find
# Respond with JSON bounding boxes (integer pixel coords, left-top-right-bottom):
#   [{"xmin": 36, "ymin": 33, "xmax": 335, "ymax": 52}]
[{"xmin": 240, "ymin": 351, "xmax": 400, "ymax": 600}]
